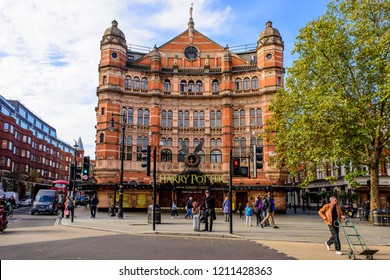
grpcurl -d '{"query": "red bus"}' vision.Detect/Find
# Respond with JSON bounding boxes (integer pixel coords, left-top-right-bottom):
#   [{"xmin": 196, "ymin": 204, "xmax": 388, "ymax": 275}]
[{"xmin": 51, "ymin": 180, "xmax": 68, "ymax": 201}]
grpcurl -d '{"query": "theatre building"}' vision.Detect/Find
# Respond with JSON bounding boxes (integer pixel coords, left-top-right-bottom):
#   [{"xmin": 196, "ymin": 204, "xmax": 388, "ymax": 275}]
[{"xmin": 94, "ymin": 13, "xmax": 288, "ymax": 212}]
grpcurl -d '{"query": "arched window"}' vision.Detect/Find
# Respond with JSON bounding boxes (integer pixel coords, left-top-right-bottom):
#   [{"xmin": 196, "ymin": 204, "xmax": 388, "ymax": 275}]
[
  {"xmin": 210, "ymin": 150, "xmax": 222, "ymax": 163},
  {"xmin": 235, "ymin": 78, "xmax": 242, "ymax": 91},
  {"xmin": 243, "ymin": 78, "xmax": 250, "ymax": 90},
  {"xmin": 193, "ymin": 111, "xmax": 205, "ymax": 128},
  {"xmin": 166, "ymin": 138, "xmax": 173, "ymax": 146},
  {"xmin": 137, "ymin": 109, "xmax": 150, "ymax": 126},
  {"xmin": 184, "ymin": 111, "xmax": 189, "ymax": 127},
  {"xmin": 161, "ymin": 110, "xmax": 167, "ymax": 127},
  {"xmin": 125, "ymin": 76, "xmax": 132, "ymax": 89},
  {"xmin": 210, "ymin": 110, "xmax": 222, "ymax": 128},
  {"xmin": 138, "ymin": 109, "xmax": 143, "ymax": 126},
  {"xmin": 188, "ymin": 80, "xmax": 195, "ymax": 93},
  {"xmin": 178, "ymin": 150, "xmax": 186, "ymax": 162},
  {"xmin": 178, "ymin": 111, "xmax": 189, "ymax": 128},
  {"xmin": 199, "ymin": 111, "xmax": 205, "ymax": 128},
  {"xmin": 250, "ymin": 108, "xmax": 262, "ymax": 126},
  {"xmin": 212, "ymin": 80, "xmax": 219, "ymax": 93},
  {"xmin": 141, "ymin": 78, "xmax": 148, "ymax": 91},
  {"xmin": 233, "ymin": 110, "xmax": 239, "ymax": 127},
  {"xmin": 133, "ymin": 77, "xmax": 140, "ymax": 89},
  {"xmin": 180, "ymin": 80, "xmax": 187, "ymax": 93},
  {"xmin": 252, "ymin": 77, "xmax": 259, "ymax": 90},
  {"xmin": 193, "ymin": 111, "xmax": 199, "ymax": 128},
  {"xmin": 99, "ymin": 133, "xmax": 104, "ymax": 143},
  {"xmin": 127, "ymin": 108, "xmax": 134, "ymax": 125},
  {"xmin": 240, "ymin": 109, "xmax": 246, "ymax": 127},
  {"xmin": 160, "ymin": 137, "xmax": 166, "ymax": 146},
  {"xmin": 196, "ymin": 81, "xmax": 203, "ymax": 94},
  {"xmin": 184, "ymin": 138, "xmax": 190, "ymax": 147},
  {"xmin": 167, "ymin": 110, "xmax": 173, "ymax": 127},
  {"xmin": 164, "ymin": 79, "xmax": 171, "ymax": 93},
  {"xmin": 161, "ymin": 149, "xmax": 172, "ymax": 162},
  {"xmin": 125, "ymin": 136, "xmax": 132, "ymax": 160},
  {"xmin": 121, "ymin": 107, "xmax": 127, "ymax": 124},
  {"xmin": 216, "ymin": 110, "xmax": 222, "ymax": 127},
  {"xmin": 144, "ymin": 109, "xmax": 150, "ymax": 126},
  {"xmin": 178, "ymin": 111, "xmax": 183, "ymax": 127},
  {"xmin": 210, "ymin": 111, "xmax": 215, "ymax": 127}
]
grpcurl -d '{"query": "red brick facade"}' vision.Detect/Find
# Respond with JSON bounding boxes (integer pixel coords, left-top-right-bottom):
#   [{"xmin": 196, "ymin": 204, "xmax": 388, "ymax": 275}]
[{"xmin": 95, "ymin": 17, "xmax": 288, "ymax": 211}]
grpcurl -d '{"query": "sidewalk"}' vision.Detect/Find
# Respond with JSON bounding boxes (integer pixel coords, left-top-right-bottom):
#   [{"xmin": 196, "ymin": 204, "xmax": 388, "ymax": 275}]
[{"xmin": 61, "ymin": 207, "xmax": 390, "ymax": 260}]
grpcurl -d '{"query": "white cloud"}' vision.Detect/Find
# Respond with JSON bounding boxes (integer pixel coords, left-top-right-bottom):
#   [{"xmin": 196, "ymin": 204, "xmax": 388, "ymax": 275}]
[
  {"xmin": 0, "ymin": 0, "xmax": 236, "ymax": 159},
  {"xmin": 0, "ymin": 0, "xmax": 327, "ymax": 159}
]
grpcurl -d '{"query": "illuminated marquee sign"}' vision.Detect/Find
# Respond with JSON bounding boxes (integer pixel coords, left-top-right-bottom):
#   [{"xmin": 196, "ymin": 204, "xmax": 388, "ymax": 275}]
[{"xmin": 159, "ymin": 174, "xmax": 228, "ymax": 190}]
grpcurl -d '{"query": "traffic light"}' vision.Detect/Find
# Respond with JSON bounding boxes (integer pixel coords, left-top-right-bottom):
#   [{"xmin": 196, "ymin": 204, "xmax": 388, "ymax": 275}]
[
  {"xmin": 232, "ymin": 158, "xmax": 248, "ymax": 177},
  {"xmin": 75, "ymin": 166, "xmax": 82, "ymax": 180},
  {"xmin": 253, "ymin": 145, "xmax": 264, "ymax": 178},
  {"xmin": 82, "ymin": 156, "xmax": 90, "ymax": 180},
  {"xmin": 232, "ymin": 158, "xmax": 241, "ymax": 175},
  {"xmin": 141, "ymin": 145, "xmax": 151, "ymax": 176}
]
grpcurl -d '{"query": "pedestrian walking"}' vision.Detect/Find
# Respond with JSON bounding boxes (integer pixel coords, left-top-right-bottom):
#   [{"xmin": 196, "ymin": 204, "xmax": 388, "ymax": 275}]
[
  {"xmin": 171, "ymin": 201, "xmax": 179, "ymax": 218},
  {"xmin": 192, "ymin": 200, "xmax": 200, "ymax": 231},
  {"xmin": 260, "ymin": 192, "xmax": 279, "ymax": 229},
  {"xmin": 318, "ymin": 196, "xmax": 345, "ymax": 255},
  {"xmin": 184, "ymin": 197, "xmax": 193, "ymax": 219},
  {"xmin": 245, "ymin": 203, "xmax": 253, "ymax": 227},
  {"xmin": 64, "ymin": 196, "xmax": 73, "ymax": 219},
  {"xmin": 364, "ymin": 200, "xmax": 370, "ymax": 221},
  {"xmin": 238, "ymin": 203, "xmax": 244, "ymax": 219},
  {"xmin": 254, "ymin": 196, "xmax": 263, "ymax": 226},
  {"xmin": 222, "ymin": 196, "xmax": 231, "ymax": 222},
  {"xmin": 90, "ymin": 194, "xmax": 99, "ymax": 218}
]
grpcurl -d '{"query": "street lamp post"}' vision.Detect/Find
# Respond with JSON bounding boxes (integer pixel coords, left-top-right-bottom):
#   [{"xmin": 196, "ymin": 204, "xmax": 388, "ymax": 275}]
[
  {"xmin": 118, "ymin": 121, "xmax": 125, "ymax": 219},
  {"xmin": 109, "ymin": 114, "xmax": 126, "ymax": 219},
  {"xmin": 152, "ymin": 147, "xmax": 157, "ymax": 230},
  {"xmin": 71, "ymin": 141, "xmax": 78, "ymax": 223},
  {"xmin": 229, "ymin": 149, "xmax": 233, "ymax": 234}
]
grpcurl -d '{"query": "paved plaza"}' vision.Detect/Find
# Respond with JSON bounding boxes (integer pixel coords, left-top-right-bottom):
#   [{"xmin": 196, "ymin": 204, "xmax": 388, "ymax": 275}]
[{"xmin": 58, "ymin": 207, "xmax": 390, "ymax": 260}]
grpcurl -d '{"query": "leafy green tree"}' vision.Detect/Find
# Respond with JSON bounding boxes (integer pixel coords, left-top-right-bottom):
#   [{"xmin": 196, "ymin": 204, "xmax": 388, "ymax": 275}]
[{"xmin": 265, "ymin": 0, "xmax": 389, "ymax": 214}]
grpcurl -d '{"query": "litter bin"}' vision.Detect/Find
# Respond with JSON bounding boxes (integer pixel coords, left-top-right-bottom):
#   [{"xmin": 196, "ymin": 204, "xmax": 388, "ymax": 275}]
[
  {"xmin": 147, "ymin": 204, "xmax": 161, "ymax": 224},
  {"xmin": 382, "ymin": 208, "xmax": 390, "ymax": 226},
  {"xmin": 372, "ymin": 209, "xmax": 383, "ymax": 226}
]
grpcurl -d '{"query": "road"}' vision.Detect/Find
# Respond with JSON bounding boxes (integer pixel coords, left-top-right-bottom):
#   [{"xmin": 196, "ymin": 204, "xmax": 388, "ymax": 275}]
[
  {"xmin": 1, "ymin": 208, "xmax": 294, "ymax": 260},
  {"xmin": 7, "ymin": 205, "xmax": 58, "ymax": 228}
]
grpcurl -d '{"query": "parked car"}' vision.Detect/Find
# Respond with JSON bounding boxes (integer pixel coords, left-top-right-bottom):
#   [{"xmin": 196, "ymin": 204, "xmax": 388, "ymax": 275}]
[{"xmin": 20, "ymin": 198, "xmax": 32, "ymax": 207}]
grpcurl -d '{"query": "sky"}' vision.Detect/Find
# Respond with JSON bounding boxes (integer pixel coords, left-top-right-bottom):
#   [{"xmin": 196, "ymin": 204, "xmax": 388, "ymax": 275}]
[{"xmin": 0, "ymin": 0, "xmax": 329, "ymax": 159}]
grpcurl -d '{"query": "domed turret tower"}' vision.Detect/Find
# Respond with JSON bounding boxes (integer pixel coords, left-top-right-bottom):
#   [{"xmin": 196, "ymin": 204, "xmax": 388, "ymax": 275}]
[
  {"xmin": 100, "ymin": 20, "xmax": 127, "ymax": 72},
  {"xmin": 257, "ymin": 20, "xmax": 284, "ymax": 88},
  {"xmin": 95, "ymin": 20, "xmax": 128, "ymax": 184}
]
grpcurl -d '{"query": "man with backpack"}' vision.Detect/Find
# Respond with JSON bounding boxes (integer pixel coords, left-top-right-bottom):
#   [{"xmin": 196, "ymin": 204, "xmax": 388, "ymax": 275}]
[{"xmin": 260, "ymin": 192, "xmax": 279, "ymax": 229}]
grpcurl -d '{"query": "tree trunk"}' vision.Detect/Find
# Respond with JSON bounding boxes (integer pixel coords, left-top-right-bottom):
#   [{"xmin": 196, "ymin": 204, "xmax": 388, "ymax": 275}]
[{"xmin": 370, "ymin": 148, "xmax": 381, "ymax": 222}]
